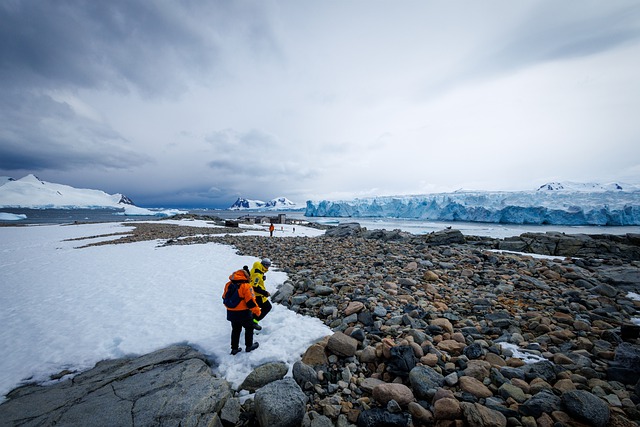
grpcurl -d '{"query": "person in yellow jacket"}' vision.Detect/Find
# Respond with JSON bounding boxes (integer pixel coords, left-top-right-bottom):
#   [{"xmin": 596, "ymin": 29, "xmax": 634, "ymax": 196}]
[
  {"xmin": 250, "ymin": 258, "xmax": 273, "ymax": 330},
  {"xmin": 222, "ymin": 266, "xmax": 261, "ymax": 355}
]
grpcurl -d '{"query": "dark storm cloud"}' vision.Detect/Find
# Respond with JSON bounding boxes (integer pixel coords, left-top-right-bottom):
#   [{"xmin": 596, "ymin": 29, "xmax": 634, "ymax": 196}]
[
  {"xmin": 0, "ymin": 0, "xmax": 280, "ymax": 175},
  {"xmin": 0, "ymin": 1, "xmax": 280, "ymax": 96},
  {"xmin": 0, "ymin": 88, "xmax": 150, "ymax": 171}
]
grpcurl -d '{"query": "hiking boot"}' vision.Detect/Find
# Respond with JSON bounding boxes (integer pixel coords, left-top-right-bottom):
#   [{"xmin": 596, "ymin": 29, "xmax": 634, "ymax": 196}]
[
  {"xmin": 231, "ymin": 348, "xmax": 242, "ymax": 355},
  {"xmin": 253, "ymin": 319, "xmax": 262, "ymax": 331},
  {"xmin": 246, "ymin": 342, "xmax": 259, "ymax": 353}
]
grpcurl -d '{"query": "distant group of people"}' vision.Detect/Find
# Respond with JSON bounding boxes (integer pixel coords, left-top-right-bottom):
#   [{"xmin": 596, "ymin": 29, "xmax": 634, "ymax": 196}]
[{"xmin": 222, "ymin": 257, "xmax": 273, "ymax": 355}]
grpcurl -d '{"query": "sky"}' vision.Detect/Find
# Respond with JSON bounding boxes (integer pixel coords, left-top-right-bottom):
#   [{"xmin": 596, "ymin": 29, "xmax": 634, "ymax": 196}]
[
  {"xmin": 0, "ymin": 219, "xmax": 331, "ymax": 403},
  {"xmin": 1, "ymin": 1, "xmax": 640, "ymax": 208}
]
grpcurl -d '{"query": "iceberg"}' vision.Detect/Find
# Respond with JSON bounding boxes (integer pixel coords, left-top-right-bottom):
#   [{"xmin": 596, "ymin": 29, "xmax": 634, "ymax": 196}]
[{"xmin": 305, "ymin": 183, "xmax": 640, "ymax": 226}]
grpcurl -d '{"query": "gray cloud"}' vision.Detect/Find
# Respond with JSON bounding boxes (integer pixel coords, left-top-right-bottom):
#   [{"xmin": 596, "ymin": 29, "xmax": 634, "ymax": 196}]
[
  {"xmin": 0, "ymin": 0, "xmax": 279, "ymax": 97},
  {"xmin": 0, "ymin": 88, "xmax": 151, "ymax": 171},
  {"xmin": 1, "ymin": 1, "xmax": 638, "ymax": 207}
]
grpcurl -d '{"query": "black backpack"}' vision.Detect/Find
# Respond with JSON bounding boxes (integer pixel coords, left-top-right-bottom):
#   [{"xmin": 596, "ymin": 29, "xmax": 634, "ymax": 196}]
[{"xmin": 223, "ymin": 281, "xmax": 242, "ymax": 308}]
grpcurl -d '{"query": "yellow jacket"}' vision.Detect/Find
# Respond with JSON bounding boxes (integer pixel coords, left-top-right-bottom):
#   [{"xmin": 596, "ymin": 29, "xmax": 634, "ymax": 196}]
[{"xmin": 250, "ymin": 260, "xmax": 269, "ymax": 303}]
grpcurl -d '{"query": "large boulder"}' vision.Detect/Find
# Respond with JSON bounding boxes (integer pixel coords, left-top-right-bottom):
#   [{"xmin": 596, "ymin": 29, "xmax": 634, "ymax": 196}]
[
  {"xmin": 254, "ymin": 378, "xmax": 308, "ymax": 427},
  {"xmin": 0, "ymin": 345, "xmax": 232, "ymax": 427}
]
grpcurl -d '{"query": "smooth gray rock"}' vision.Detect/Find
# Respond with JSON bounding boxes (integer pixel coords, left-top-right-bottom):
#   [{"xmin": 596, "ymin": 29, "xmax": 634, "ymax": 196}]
[
  {"xmin": 254, "ymin": 378, "xmax": 308, "ymax": 427},
  {"xmin": 0, "ymin": 344, "xmax": 232, "ymax": 427},
  {"xmin": 239, "ymin": 361, "xmax": 289, "ymax": 392},
  {"xmin": 293, "ymin": 360, "xmax": 319, "ymax": 388}
]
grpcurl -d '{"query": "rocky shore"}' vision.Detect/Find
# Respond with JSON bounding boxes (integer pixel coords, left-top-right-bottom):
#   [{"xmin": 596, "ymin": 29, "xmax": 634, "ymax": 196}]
[{"xmin": 2, "ymin": 219, "xmax": 639, "ymax": 427}]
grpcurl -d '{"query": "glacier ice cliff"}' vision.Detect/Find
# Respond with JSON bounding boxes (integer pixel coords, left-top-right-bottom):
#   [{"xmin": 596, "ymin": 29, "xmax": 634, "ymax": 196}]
[{"xmin": 305, "ymin": 189, "xmax": 640, "ymax": 226}]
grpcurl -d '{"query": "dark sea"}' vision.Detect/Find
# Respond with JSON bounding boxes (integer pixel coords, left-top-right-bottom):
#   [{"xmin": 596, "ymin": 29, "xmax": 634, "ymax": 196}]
[{"xmin": 1, "ymin": 207, "xmax": 639, "ymax": 239}]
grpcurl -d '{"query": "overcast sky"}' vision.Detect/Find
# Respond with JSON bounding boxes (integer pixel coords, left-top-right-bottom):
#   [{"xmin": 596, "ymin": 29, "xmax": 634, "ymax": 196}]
[{"xmin": 1, "ymin": 1, "xmax": 639, "ymax": 208}]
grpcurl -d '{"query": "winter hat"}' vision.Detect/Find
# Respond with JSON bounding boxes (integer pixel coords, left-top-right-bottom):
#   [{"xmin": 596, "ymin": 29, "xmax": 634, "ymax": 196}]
[{"xmin": 261, "ymin": 258, "xmax": 271, "ymax": 267}]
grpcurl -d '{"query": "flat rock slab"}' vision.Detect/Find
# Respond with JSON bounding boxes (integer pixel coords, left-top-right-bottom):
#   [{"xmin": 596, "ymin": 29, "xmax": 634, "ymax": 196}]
[{"xmin": 0, "ymin": 344, "xmax": 232, "ymax": 427}]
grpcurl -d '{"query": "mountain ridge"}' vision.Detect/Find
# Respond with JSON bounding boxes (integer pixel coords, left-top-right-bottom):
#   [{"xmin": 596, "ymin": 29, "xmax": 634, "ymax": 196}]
[{"xmin": 228, "ymin": 196, "xmax": 302, "ymax": 211}]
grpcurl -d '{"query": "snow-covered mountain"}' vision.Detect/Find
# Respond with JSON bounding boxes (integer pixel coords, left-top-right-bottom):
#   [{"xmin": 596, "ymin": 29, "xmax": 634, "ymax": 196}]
[
  {"xmin": 229, "ymin": 196, "xmax": 302, "ymax": 211},
  {"xmin": 305, "ymin": 182, "xmax": 640, "ymax": 226},
  {"xmin": 536, "ymin": 181, "xmax": 628, "ymax": 192},
  {"xmin": 0, "ymin": 175, "xmax": 182, "ymax": 217},
  {"xmin": 0, "ymin": 174, "xmax": 133, "ymax": 208}
]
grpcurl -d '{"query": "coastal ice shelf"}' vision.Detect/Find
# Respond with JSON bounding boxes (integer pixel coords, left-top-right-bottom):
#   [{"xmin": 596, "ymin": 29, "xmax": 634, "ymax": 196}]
[{"xmin": 305, "ymin": 182, "xmax": 640, "ymax": 226}]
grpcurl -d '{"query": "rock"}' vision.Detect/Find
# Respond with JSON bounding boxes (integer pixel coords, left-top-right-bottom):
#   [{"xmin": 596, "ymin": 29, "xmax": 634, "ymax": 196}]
[
  {"xmin": 437, "ymin": 339, "xmax": 466, "ymax": 355},
  {"xmin": 498, "ymin": 383, "xmax": 527, "ymax": 403},
  {"xmin": 424, "ymin": 229, "xmax": 466, "ymax": 245},
  {"xmin": 345, "ymin": 301, "xmax": 365, "ymax": 315},
  {"xmin": 327, "ymin": 331, "xmax": 359, "ymax": 357},
  {"xmin": 325, "ymin": 223, "xmax": 362, "ymax": 237},
  {"xmin": 608, "ymin": 342, "xmax": 640, "ymax": 385},
  {"xmin": 356, "ymin": 407, "xmax": 411, "ymax": 427},
  {"xmin": 254, "ymin": 378, "xmax": 307, "ymax": 427},
  {"xmin": 459, "ymin": 375, "xmax": 493, "ymax": 398},
  {"xmin": 221, "ymin": 397, "xmax": 242, "ymax": 426},
  {"xmin": 272, "ymin": 282, "xmax": 295, "ymax": 303},
  {"xmin": 434, "ymin": 397, "xmax": 462, "ymax": 419},
  {"xmin": 460, "ymin": 401, "xmax": 507, "ymax": 427},
  {"xmin": 292, "ymin": 360, "xmax": 319, "ymax": 388},
  {"xmin": 386, "ymin": 345, "xmax": 417, "ymax": 378},
  {"xmin": 0, "ymin": 345, "xmax": 231, "ymax": 427},
  {"xmin": 302, "ymin": 342, "xmax": 329, "ymax": 366},
  {"xmin": 408, "ymin": 401, "xmax": 433, "ymax": 424},
  {"xmin": 561, "ymin": 390, "xmax": 610, "ymax": 427},
  {"xmin": 519, "ymin": 390, "xmax": 562, "ymax": 418},
  {"xmin": 522, "ymin": 361, "xmax": 556, "ymax": 383},
  {"xmin": 360, "ymin": 377, "xmax": 386, "ymax": 394},
  {"xmin": 409, "ymin": 366, "xmax": 445, "ymax": 400},
  {"xmin": 239, "ymin": 361, "xmax": 289, "ymax": 392},
  {"xmin": 463, "ymin": 342, "xmax": 484, "ymax": 359},
  {"xmin": 372, "ymin": 383, "xmax": 414, "ymax": 406}
]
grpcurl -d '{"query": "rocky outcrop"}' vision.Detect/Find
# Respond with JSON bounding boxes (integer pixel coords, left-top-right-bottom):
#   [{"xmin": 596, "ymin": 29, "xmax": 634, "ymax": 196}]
[
  {"xmin": 0, "ymin": 345, "xmax": 232, "ymax": 427},
  {"xmin": 496, "ymin": 231, "xmax": 640, "ymax": 261}
]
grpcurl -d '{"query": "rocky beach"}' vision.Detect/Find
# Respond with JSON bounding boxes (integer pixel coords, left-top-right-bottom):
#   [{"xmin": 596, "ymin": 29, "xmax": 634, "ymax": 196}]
[{"xmin": 1, "ymin": 218, "xmax": 639, "ymax": 427}]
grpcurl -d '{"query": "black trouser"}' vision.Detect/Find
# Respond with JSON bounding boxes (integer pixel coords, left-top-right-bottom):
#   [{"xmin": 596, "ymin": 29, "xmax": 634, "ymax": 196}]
[
  {"xmin": 254, "ymin": 299, "xmax": 272, "ymax": 322},
  {"xmin": 228, "ymin": 311, "xmax": 254, "ymax": 350}
]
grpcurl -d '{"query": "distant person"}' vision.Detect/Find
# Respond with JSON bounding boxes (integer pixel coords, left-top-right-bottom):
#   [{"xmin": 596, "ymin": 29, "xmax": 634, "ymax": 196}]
[
  {"xmin": 250, "ymin": 258, "xmax": 273, "ymax": 330},
  {"xmin": 269, "ymin": 223, "xmax": 275, "ymax": 237},
  {"xmin": 222, "ymin": 266, "xmax": 261, "ymax": 355}
]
